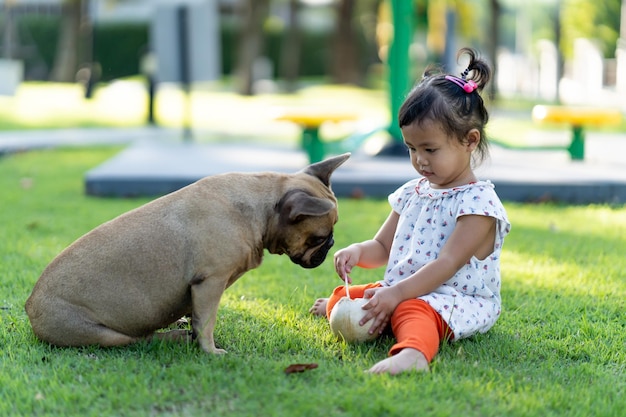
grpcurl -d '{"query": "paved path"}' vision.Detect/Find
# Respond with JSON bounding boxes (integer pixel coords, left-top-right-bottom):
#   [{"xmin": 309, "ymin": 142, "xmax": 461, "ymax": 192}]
[{"xmin": 1, "ymin": 127, "xmax": 626, "ymax": 204}]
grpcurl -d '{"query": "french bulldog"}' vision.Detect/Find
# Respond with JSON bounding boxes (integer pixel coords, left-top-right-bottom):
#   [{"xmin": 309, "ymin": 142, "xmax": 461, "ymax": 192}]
[{"xmin": 25, "ymin": 153, "xmax": 350, "ymax": 353}]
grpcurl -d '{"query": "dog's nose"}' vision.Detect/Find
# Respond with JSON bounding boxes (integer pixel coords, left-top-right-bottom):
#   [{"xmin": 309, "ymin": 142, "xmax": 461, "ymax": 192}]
[
  {"xmin": 290, "ymin": 234, "xmax": 335, "ymax": 268},
  {"xmin": 307, "ymin": 236, "xmax": 334, "ymax": 268}
]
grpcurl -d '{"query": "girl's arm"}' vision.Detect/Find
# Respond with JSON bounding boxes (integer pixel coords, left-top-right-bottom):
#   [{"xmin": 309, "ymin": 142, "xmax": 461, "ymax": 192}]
[
  {"xmin": 393, "ymin": 213, "xmax": 496, "ymax": 298},
  {"xmin": 334, "ymin": 210, "xmax": 398, "ymax": 281},
  {"xmin": 361, "ymin": 214, "xmax": 496, "ymax": 333}
]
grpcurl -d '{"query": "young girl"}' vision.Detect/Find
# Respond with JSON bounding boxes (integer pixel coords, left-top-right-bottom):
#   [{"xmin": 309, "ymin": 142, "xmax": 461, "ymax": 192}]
[{"xmin": 310, "ymin": 47, "xmax": 511, "ymax": 375}]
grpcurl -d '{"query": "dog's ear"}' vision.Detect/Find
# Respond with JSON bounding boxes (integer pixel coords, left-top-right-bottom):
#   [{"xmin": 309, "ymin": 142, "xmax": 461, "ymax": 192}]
[
  {"xmin": 301, "ymin": 153, "xmax": 350, "ymax": 187},
  {"xmin": 279, "ymin": 190, "xmax": 336, "ymax": 223}
]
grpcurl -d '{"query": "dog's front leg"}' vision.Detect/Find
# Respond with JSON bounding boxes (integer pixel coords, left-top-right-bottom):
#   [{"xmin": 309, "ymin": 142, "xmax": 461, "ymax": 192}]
[{"xmin": 191, "ymin": 278, "xmax": 227, "ymax": 354}]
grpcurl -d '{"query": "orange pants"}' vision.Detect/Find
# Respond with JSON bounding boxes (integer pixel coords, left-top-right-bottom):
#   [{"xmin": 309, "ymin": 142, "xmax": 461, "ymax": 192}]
[{"xmin": 326, "ymin": 283, "xmax": 453, "ymax": 362}]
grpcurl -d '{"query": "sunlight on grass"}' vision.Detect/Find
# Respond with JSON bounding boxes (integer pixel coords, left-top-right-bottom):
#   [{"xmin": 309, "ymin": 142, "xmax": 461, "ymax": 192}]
[
  {"xmin": 487, "ymin": 115, "xmax": 537, "ymax": 145},
  {"xmin": 148, "ymin": 83, "xmax": 390, "ymax": 143},
  {"xmin": 503, "ymin": 204, "xmax": 626, "ymax": 299},
  {"xmin": 0, "ymin": 81, "xmax": 391, "ymax": 145},
  {"xmin": 2, "ymin": 82, "xmax": 145, "ymax": 128},
  {"xmin": 3, "ymin": 81, "xmax": 623, "ymax": 152}
]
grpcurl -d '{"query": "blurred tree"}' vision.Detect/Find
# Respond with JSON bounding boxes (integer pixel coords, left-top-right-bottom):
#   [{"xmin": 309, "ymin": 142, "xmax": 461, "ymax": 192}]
[
  {"xmin": 235, "ymin": 0, "xmax": 270, "ymax": 95},
  {"xmin": 487, "ymin": 0, "xmax": 501, "ymax": 99},
  {"xmin": 279, "ymin": 0, "xmax": 301, "ymax": 92},
  {"xmin": 329, "ymin": 0, "xmax": 388, "ymax": 85},
  {"xmin": 50, "ymin": 0, "xmax": 82, "ymax": 82},
  {"xmin": 330, "ymin": 0, "xmax": 361, "ymax": 84},
  {"xmin": 560, "ymin": 0, "xmax": 621, "ymax": 58}
]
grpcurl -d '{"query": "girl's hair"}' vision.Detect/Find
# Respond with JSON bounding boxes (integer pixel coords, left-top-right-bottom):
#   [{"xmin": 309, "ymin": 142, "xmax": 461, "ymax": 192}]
[{"xmin": 398, "ymin": 47, "xmax": 491, "ymax": 165}]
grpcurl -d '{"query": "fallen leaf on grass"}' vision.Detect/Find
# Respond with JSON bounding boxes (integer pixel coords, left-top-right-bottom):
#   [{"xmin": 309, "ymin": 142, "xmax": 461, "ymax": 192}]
[{"xmin": 284, "ymin": 363, "xmax": 318, "ymax": 375}]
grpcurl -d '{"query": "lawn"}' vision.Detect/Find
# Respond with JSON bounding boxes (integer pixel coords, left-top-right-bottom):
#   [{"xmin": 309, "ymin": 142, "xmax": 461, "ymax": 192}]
[{"xmin": 1, "ymin": 146, "xmax": 624, "ymax": 416}]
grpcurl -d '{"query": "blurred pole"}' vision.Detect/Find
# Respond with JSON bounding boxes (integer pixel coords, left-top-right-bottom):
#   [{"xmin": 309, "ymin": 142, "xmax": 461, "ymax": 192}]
[
  {"xmin": 2, "ymin": 1, "xmax": 16, "ymax": 59},
  {"xmin": 140, "ymin": 52, "xmax": 157, "ymax": 125},
  {"xmin": 147, "ymin": 72, "xmax": 156, "ymax": 125},
  {"xmin": 177, "ymin": 4, "xmax": 192, "ymax": 142},
  {"xmin": 443, "ymin": 8, "xmax": 456, "ymax": 73},
  {"xmin": 622, "ymin": 0, "xmax": 626, "ymax": 40},
  {"xmin": 80, "ymin": 0, "xmax": 96, "ymax": 98},
  {"xmin": 387, "ymin": 0, "xmax": 412, "ymax": 144},
  {"xmin": 554, "ymin": 0, "xmax": 562, "ymax": 103},
  {"xmin": 617, "ymin": 0, "xmax": 626, "ymax": 93},
  {"xmin": 151, "ymin": 0, "xmax": 220, "ymax": 140},
  {"xmin": 487, "ymin": 0, "xmax": 500, "ymax": 100}
]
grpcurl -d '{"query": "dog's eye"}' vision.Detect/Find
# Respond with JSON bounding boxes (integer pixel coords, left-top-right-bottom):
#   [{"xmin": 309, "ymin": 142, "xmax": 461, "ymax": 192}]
[{"xmin": 309, "ymin": 236, "xmax": 328, "ymax": 246}]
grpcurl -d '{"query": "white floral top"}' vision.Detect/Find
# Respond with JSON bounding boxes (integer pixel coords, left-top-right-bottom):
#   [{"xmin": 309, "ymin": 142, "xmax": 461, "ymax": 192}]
[{"xmin": 383, "ymin": 177, "xmax": 511, "ymax": 340}]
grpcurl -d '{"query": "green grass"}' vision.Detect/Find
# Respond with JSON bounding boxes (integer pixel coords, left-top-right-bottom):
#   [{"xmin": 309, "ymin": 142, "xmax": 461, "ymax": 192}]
[{"xmin": 1, "ymin": 147, "xmax": 625, "ymax": 416}]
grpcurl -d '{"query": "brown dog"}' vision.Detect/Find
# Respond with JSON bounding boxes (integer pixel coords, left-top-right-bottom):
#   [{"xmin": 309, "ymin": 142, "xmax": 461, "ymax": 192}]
[{"xmin": 25, "ymin": 153, "xmax": 350, "ymax": 353}]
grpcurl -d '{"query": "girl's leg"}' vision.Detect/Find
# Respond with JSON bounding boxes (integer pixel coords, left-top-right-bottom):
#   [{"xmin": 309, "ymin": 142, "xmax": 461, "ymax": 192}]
[
  {"xmin": 368, "ymin": 299, "xmax": 452, "ymax": 374},
  {"xmin": 309, "ymin": 283, "xmax": 383, "ymax": 318},
  {"xmin": 325, "ymin": 283, "xmax": 382, "ymax": 318}
]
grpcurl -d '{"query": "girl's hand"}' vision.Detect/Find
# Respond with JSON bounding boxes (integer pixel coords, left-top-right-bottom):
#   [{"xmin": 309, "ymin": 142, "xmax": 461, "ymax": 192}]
[
  {"xmin": 360, "ymin": 286, "xmax": 403, "ymax": 335},
  {"xmin": 333, "ymin": 245, "xmax": 361, "ymax": 284}
]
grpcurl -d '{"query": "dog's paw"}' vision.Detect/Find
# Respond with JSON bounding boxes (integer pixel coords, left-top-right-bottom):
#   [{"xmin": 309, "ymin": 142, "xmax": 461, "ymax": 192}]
[{"xmin": 198, "ymin": 339, "xmax": 227, "ymax": 354}]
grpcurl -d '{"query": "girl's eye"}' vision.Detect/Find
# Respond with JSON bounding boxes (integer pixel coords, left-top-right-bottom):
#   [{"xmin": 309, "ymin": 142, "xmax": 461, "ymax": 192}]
[{"xmin": 426, "ymin": 148, "xmax": 437, "ymax": 153}]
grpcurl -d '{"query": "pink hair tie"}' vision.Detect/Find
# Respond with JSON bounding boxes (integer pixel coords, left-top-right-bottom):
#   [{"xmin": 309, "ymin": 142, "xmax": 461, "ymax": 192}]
[{"xmin": 445, "ymin": 75, "xmax": 477, "ymax": 93}]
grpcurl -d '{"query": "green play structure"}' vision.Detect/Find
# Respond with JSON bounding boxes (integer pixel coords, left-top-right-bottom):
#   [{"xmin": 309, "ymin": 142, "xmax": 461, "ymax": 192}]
[
  {"xmin": 386, "ymin": 0, "xmax": 413, "ymax": 146},
  {"xmin": 294, "ymin": 0, "xmax": 414, "ymax": 163}
]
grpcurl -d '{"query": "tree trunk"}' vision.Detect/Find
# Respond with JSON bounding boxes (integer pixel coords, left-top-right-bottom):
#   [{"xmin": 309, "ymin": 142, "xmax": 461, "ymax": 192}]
[
  {"xmin": 487, "ymin": 0, "xmax": 500, "ymax": 100},
  {"xmin": 50, "ymin": 0, "xmax": 81, "ymax": 82},
  {"xmin": 280, "ymin": 0, "xmax": 301, "ymax": 92},
  {"xmin": 235, "ymin": 0, "xmax": 270, "ymax": 96},
  {"xmin": 331, "ymin": 0, "xmax": 361, "ymax": 85}
]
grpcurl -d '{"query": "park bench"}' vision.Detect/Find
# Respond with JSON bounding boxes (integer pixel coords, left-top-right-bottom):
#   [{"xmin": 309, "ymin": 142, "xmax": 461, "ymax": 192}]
[{"xmin": 530, "ymin": 105, "xmax": 623, "ymax": 160}]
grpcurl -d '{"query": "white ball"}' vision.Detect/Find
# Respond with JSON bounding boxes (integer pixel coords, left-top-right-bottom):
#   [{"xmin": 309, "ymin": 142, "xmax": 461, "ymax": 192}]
[{"xmin": 329, "ymin": 297, "xmax": 378, "ymax": 343}]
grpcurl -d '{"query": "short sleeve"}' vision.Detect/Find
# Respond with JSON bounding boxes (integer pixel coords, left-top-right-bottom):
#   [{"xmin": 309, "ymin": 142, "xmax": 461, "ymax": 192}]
[
  {"xmin": 388, "ymin": 178, "xmax": 421, "ymax": 214},
  {"xmin": 456, "ymin": 183, "xmax": 511, "ymax": 237}
]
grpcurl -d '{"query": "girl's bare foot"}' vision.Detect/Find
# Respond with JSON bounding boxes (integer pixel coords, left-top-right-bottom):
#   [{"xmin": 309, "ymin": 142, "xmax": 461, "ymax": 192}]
[
  {"xmin": 367, "ymin": 348, "xmax": 429, "ymax": 375},
  {"xmin": 309, "ymin": 298, "xmax": 329, "ymax": 317}
]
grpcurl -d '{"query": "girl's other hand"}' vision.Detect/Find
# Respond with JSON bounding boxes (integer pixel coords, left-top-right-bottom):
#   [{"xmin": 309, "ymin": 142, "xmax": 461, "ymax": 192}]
[{"xmin": 361, "ymin": 286, "xmax": 402, "ymax": 335}]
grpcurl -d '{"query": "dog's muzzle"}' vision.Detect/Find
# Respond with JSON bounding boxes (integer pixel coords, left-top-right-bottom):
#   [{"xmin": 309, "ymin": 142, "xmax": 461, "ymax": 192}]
[{"xmin": 290, "ymin": 234, "xmax": 334, "ymax": 269}]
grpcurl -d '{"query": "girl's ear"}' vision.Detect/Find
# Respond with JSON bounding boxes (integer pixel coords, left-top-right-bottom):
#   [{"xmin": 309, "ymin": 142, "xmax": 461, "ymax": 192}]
[{"xmin": 464, "ymin": 129, "xmax": 481, "ymax": 151}]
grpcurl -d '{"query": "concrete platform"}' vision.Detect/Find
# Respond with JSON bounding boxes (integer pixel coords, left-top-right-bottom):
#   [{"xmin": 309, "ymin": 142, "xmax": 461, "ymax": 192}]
[{"xmin": 84, "ymin": 133, "xmax": 626, "ymax": 204}]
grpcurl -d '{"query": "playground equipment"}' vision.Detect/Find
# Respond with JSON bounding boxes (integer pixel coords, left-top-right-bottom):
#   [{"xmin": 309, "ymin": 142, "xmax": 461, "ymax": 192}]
[
  {"xmin": 384, "ymin": 0, "xmax": 413, "ymax": 151},
  {"xmin": 275, "ymin": 109, "xmax": 359, "ymax": 163},
  {"xmin": 281, "ymin": 0, "xmax": 414, "ymax": 163},
  {"xmin": 531, "ymin": 105, "xmax": 622, "ymax": 160},
  {"xmin": 490, "ymin": 105, "xmax": 623, "ymax": 161}
]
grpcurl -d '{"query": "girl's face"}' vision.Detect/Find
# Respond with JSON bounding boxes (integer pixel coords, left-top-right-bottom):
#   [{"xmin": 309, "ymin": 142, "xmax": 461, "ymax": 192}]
[{"xmin": 401, "ymin": 120, "xmax": 479, "ymax": 189}]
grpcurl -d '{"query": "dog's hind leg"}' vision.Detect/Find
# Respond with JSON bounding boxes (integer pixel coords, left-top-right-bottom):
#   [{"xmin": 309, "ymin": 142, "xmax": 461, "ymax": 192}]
[
  {"xmin": 77, "ymin": 324, "xmax": 140, "ymax": 347},
  {"xmin": 42, "ymin": 320, "xmax": 139, "ymax": 348},
  {"xmin": 27, "ymin": 300, "xmax": 139, "ymax": 348}
]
